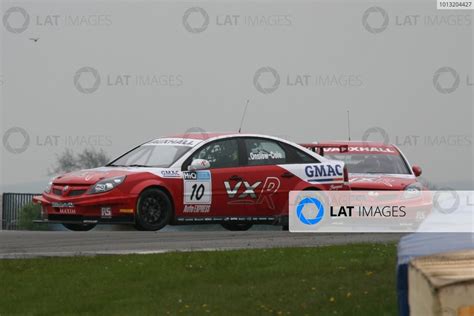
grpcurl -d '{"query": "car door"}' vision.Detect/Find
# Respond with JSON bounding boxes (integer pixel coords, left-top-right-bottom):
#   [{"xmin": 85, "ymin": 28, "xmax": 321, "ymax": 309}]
[
  {"xmin": 235, "ymin": 137, "xmax": 321, "ymax": 216},
  {"xmin": 230, "ymin": 138, "xmax": 292, "ymax": 216},
  {"xmin": 182, "ymin": 138, "xmax": 248, "ymax": 217}
]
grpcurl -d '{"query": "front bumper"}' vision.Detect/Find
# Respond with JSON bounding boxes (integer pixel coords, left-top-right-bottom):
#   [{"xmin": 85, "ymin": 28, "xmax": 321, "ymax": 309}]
[
  {"xmin": 33, "ymin": 192, "xmax": 138, "ymax": 224},
  {"xmin": 33, "ymin": 216, "xmax": 135, "ymax": 225}
]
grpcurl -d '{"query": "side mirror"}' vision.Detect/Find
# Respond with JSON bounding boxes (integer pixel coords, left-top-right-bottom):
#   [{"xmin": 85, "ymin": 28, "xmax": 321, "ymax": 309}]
[
  {"xmin": 412, "ymin": 165, "xmax": 422, "ymax": 177},
  {"xmin": 189, "ymin": 159, "xmax": 211, "ymax": 171}
]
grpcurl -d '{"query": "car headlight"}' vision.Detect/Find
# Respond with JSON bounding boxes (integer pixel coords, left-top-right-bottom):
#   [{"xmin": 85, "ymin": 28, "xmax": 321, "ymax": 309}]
[
  {"xmin": 404, "ymin": 183, "xmax": 422, "ymax": 199},
  {"xmin": 88, "ymin": 176, "xmax": 126, "ymax": 194},
  {"xmin": 44, "ymin": 180, "xmax": 53, "ymax": 193}
]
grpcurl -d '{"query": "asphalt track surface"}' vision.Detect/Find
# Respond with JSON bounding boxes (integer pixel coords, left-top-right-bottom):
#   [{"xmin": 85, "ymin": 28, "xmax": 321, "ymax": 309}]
[{"xmin": 0, "ymin": 230, "xmax": 404, "ymax": 259}]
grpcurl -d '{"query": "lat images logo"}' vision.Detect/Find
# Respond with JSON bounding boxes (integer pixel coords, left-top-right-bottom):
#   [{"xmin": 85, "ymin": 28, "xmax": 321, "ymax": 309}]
[
  {"xmin": 182, "ymin": 7, "xmax": 209, "ymax": 33},
  {"xmin": 361, "ymin": 6, "xmax": 472, "ymax": 34},
  {"xmin": 74, "ymin": 66, "xmax": 101, "ymax": 94},
  {"xmin": 3, "ymin": 7, "xmax": 30, "ymax": 34},
  {"xmin": 362, "ymin": 126, "xmax": 390, "ymax": 145},
  {"xmin": 253, "ymin": 66, "xmax": 363, "ymax": 94},
  {"xmin": 433, "ymin": 67, "xmax": 460, "ymax": 94},
  {"xmin": 2, "ymin": 126, "xmax": 30, "ymax": 154},
  {"xmin": 253, "ymin": 67, "xmax": 281, "ymax": 94},
  {"xmin": 296, "ymin": 197, "xmax": 325, "ymax": 225},
  {"xmin": 362, "ymin": 7, "xmax": 389, "ymax": 34},
  {"xmin": 182, "ymin": 7, "xmax": 293, "ymax": 34}
]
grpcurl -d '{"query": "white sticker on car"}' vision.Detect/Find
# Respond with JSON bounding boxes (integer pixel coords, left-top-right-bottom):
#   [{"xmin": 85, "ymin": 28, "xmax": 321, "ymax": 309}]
[
  {"xmin": 279, "ymin": 162, "xmax": 345, "ymax": 184},
  {"xmin": 183, "ymin": 170, "xmax": 212, "ymax": 207}
]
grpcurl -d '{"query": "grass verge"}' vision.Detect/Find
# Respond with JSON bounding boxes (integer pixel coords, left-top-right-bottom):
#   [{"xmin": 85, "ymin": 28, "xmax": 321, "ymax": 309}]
[{"xmin": 0, "ymin": 243, "xmax": 397, "ymax": 315}]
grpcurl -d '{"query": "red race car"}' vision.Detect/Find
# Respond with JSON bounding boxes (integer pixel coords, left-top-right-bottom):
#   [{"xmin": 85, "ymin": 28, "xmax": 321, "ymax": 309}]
[
  {"xmin": 300, "ymin": 141, "xmax": 422, "ymax": 190},
  {"xmin": 301, "ymin": 141, "xmax": 431, "ymax": 225},
  {"xmin": 34, "ymin": 133, "xmax": 349, "ymax": 231}
]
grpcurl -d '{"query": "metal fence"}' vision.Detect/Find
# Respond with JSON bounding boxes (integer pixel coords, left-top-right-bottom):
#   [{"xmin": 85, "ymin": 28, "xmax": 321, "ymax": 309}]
[{"xmin": 1, "ymin": 193, "xmax": 39, "ymax": 230}]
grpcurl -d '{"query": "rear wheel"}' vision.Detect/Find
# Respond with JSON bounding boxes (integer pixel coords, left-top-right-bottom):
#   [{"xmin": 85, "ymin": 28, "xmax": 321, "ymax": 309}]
[
  {"xmin": 135, "ymin": 188, "xmax": 173, "ymax": 231},
  {"xmin": 221, "ymin": 222, "xmax": 253, "ymax": 231},
  {"xmin": 62, "ymin": 223, "xmax": 96, "ymax": 231}
]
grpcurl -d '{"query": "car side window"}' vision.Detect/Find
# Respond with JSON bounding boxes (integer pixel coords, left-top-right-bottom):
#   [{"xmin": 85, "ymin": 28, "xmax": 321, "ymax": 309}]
[
  {"xmin": 244, "ymin": 138, "xmax": 286, "ymax": 166},
  {"xmin": 189, "ymin": 139, "xmax": 239, "ymax": 169},
  {"xmin": 283, "ymin": 144, "xmax": 319, "ymax": 164}
]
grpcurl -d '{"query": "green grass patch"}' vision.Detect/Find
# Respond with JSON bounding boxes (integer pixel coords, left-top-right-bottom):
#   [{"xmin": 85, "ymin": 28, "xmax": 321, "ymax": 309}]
[
  {"xmin": 0, "ymin": 243, "xmax": 397, "ymax": 315},
  {"xmin": 18, "ymin": 203, "xmax": 51, "ymax": 231}
]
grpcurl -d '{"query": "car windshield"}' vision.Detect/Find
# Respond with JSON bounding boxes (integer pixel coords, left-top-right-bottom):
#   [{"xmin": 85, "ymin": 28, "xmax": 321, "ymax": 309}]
[
  {"xmin": 108, "ymin": 144, "xmax": 192, "ymax": 168},
  {"xmin": 325, "ymin": 153, "xmax": 411, "ymax": 174}
]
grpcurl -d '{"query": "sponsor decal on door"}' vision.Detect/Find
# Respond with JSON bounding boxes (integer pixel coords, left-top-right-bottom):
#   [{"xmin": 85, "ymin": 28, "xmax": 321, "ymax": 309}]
[
  {"xmin": 183, "ymin": 170, "xmax": 212, "ymax": 213},
  {"xmin": 224, "ymin": 177, "xmax": 281, "ymax": 209}
]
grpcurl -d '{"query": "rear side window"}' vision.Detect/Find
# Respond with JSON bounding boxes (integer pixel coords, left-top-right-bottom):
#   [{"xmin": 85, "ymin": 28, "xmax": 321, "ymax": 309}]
[
  {"xmin": 244, "ymin": 138, "xmax": 286, "ymax": 166},
  {"xmin": 283, "ymin": 144, "xmax": 319, "ymax": 164},
  {"xmin": 294, "ymin": 149, "xmax": 319, "ymax": 163}
]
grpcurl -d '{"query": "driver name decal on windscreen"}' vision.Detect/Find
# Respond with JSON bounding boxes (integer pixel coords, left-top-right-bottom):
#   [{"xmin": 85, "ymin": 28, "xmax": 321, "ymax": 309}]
[{"xmin": 183, "ymin": 170, "xmax": 212, "ymax": 213}]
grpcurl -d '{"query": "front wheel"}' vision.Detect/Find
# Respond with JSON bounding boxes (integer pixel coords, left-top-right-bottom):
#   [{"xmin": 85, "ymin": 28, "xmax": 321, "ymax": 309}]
[
  {"xmin": 135, "ymin": 188, "xmax": 173, "ymax": 231},
  {"xmin": 63, "ymin": 223, "xmax": 96, "ymax": 231},
  {"xmin": 221, "ymin": 222, "xmax": 253, "ymax": 231}
]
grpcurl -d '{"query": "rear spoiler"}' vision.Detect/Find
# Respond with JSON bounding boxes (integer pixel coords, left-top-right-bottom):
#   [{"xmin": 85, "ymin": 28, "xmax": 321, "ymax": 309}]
[{"xmin": 300, "ymin": 143, "xmax": 349, "ymax": 157}]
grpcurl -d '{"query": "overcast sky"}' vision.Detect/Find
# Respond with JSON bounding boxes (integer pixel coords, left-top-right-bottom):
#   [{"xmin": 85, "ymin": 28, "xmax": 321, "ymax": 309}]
[{"xmin": 1, "ymin": 0, "xmax": 473, "ymax": 192}]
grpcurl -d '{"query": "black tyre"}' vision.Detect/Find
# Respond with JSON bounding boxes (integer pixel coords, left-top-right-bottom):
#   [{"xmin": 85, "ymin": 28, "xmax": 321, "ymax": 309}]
[
  {"xmin": 62, "ymin": 223, "xmax": 96, "ymax": 231},
  {"xmin": 221, "ymin": 222, "xmax": 253, "ymax": 231},
  {"xmin": 135, "ymin": 188, "xmax": 173, "ymax": 231}
]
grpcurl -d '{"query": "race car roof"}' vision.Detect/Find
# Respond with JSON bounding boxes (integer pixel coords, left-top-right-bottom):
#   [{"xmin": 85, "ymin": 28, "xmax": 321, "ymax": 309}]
[
  {"xmin": 150, "ymin": 133, "xmax": 328, "ymax": 161},
  {"xmin": 303, "ymin": 141, "xmax": 396, "ymax": 148},
  {"xmin": 168, "ymin": 132, "xmax": 234, "ymax": 140}
]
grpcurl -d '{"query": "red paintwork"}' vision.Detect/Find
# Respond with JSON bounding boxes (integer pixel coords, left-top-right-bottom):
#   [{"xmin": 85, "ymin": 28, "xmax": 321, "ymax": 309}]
[{"xmin": 412, "ymin": 165, "xmax": 422, "ymax": 177}]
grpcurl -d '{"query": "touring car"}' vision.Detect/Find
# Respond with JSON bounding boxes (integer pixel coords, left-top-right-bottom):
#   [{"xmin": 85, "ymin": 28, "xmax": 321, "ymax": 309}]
[
  {"xmin": 33, "ymin": 133, "xmax": 349, "ymax": 231},
  {"xmin": 301, "ymin": 141, "xmax": 431, "ymax": 223},
  {"xmin": 300, "ymin": 141, "xmax": 424, "ymax": 190}
]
